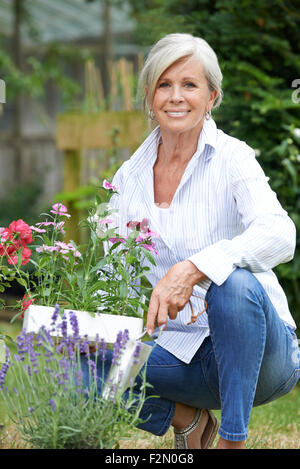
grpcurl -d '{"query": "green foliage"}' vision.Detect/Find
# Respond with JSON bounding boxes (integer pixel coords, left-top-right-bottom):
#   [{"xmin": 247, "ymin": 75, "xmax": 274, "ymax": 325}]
[
  {"xmin": 128, "ymin": 0, "xmax": 300, "ymax": 328},
  {"xmin": 0, "ymin": 179, "xmax": 44, "ymax": 229}
]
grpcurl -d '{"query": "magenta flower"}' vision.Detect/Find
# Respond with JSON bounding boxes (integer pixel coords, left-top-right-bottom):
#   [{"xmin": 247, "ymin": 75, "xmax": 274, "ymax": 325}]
[
  {"xmin": 30, "ymin": 226, "xmax": 46, "ymax": 233},
  {"xmin": 50, "ymin": 203, "xmax": 71, "ymax": 218},
  {"xmin": 108, "ymin": 237, "xmax": 127, "ymax": 244},
  {"xmin": 103, "ymin": 180, "xmax": 118, "ymax": 192},
  {"xmin": 141, "ymin": 243, "xmax": 158, "ymax": 255}
]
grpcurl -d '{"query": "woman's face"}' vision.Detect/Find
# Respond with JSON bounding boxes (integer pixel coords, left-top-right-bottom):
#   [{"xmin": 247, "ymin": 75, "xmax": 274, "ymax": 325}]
[{"xmin": 150, "ymin": 58, "xmax": 217, "ymax": 136}]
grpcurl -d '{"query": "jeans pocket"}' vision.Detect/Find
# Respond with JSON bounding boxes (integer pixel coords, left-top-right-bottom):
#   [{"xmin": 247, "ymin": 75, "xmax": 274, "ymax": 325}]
[{"xmin": 260, "ymin": 368, "xmax": 300, "ymax": 405}]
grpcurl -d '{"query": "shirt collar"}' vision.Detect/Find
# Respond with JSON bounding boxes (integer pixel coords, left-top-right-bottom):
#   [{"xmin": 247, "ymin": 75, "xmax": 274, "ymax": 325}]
[
  {"xmin": 156, "ymin": 117, "xmax": 217, "ymax": 161},
  {"xmin": 130, "ymin": 117, "xmax": 218, "ymax": 174},
  {"xmin": 194, "ymin": 117, "xmax": 217, "ymax": 160}
]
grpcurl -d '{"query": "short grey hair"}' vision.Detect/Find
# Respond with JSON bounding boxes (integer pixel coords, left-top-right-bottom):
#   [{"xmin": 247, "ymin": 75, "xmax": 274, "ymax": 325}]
[{"xmin": 138, "ymin": 33, "xmax": 223, "ymax": 113}]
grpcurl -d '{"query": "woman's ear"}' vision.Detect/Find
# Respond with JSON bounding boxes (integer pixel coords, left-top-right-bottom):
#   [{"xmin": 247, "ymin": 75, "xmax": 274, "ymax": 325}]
[{"xmin": 208, "ymin": 89, "xmax": 218, "ymax": 110}]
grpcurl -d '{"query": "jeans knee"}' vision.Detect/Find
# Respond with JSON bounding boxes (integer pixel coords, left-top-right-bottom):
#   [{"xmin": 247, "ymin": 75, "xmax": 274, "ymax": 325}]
[
  {"xmin": 216, "ymin": 268, "xmax": 260, "ymax": 299},
  {"xmin": 207, "ymin": 268, "xmax": 263, "ymax": 322}
]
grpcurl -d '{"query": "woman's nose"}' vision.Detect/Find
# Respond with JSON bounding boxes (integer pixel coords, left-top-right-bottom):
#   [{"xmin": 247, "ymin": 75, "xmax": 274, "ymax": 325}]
[{"xmin": 170, "ymin": 85, "xmax": 183, "ymax": 103}]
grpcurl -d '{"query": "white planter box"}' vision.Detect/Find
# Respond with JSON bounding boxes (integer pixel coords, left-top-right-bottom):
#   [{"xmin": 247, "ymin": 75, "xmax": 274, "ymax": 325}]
[{"xmin": 23, "ymin": 305, "xmax": 144, "ymax": 344}]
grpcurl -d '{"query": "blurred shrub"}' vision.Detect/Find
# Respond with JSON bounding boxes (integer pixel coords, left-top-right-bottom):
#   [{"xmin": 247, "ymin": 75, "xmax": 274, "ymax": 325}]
[{"xmin": 129, "ymin": 0, "xmax": 300, "ymax": 329}]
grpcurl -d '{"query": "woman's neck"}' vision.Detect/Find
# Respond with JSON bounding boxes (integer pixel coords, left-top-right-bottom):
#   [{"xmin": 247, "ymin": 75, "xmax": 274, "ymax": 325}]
[{"xmin": 159, "ymin": 126, "xmax": 202, "ymax": 166}]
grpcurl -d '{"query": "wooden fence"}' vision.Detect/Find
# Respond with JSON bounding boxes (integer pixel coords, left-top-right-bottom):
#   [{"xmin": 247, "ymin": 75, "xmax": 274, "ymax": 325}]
[{"xmin": 56, "ymin": 110, "xmax": 148, "ymax": 242}]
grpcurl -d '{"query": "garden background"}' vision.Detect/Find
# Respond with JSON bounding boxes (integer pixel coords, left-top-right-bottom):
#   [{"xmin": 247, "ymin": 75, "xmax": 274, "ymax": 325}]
[{"xmin": 0, "ymin": 0, "xmax": 299, "ymax": 449}]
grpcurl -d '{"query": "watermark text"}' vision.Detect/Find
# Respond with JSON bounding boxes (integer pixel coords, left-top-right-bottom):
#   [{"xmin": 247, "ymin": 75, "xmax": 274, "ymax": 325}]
[
  {"xmin": 291, "ymin": 79, "xmax": 300, "ymax": 104},
  {"xmin": 0, "ymin": 79, "xmax": 5, "ymax": 104}
]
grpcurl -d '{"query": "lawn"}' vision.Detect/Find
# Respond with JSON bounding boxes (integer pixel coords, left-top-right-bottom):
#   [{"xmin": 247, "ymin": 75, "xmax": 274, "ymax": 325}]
[{"xmin": 0, "ymin": 320, "xmax": 299, "ymax": 449}]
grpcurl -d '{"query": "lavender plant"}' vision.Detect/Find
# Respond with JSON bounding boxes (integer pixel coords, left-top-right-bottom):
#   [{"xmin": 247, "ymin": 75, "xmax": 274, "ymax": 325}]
[{"xmin": 0, "ymin": 306, "xmax": 149, "ymax": 449}]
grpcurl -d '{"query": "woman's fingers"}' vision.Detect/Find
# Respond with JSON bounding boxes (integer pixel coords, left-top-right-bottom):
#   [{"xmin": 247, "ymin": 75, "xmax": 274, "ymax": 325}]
[
  {"xmin": 146, "ymin": 295, "xmax": 172, "ymax": 335},
  {"xmin": 146, "ymin": 293, "xmax": 159, "ymax": 336},
  {"xmin": 146, "ymin": 261, "xmax": 207, "ymax": 335}
]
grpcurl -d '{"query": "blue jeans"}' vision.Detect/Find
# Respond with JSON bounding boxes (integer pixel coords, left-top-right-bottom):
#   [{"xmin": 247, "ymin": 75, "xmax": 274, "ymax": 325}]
[{"xmin": 81, "ymin": 269, "xmax": 300, "ymax": 442}]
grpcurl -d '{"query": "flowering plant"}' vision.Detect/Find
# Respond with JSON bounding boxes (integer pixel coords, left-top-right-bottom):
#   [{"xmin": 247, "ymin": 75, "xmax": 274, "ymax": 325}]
[
  {"xmin": 0, "ymin": 306, "xmax": 150, "ymax": 449},
  {"xmin": 0, "ymin": 181, "xmax": 159, "ymax": 320}
]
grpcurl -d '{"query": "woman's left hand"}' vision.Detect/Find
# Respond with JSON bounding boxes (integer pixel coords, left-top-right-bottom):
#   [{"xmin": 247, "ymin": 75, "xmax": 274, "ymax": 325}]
[{"xmin": 146, "ymin": 260, "xmax": 207, "ymax": 335}]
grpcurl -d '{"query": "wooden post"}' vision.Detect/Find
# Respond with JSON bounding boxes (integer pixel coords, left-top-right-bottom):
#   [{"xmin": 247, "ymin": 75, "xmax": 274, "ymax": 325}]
[
  {"xmin": 62, "ymin": 149, "xmax": 81, "ymax": 244},
  {"xmin": 57, "ymin": 111, "xmax": 148, "ymax": 242}
]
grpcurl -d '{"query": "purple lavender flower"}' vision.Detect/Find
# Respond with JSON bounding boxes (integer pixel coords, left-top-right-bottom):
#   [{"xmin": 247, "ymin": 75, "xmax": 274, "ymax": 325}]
[
  {"xmin": 59, "ymin": 356, "xmax": 70, "ymax": 382},
  {"xmin": 60, "ymin": 314, "xmax": 68, "ymax": 338},
  {"xmin": 75, "ymin": 369, "xmax": 83, "ymax": 388},
  {"xmin": 112, "ymin": 331, "xmax": 123, "ymax": 365},
  {"xmin": 111, "ymin": 330, "xmax": 130, "ymax": 365},
  {"xmin": 80, "ymin": 335, "xmax": 90, "ymax": 356},
  {"xmin": 69, "ymin": 311, "xmax": 79, "ymax": 338},
  {"xmin": 49, "ymin": 398, "xmax": 56, "ymax": 412},
  {"xmin": 99, "ymin": 338, "xmax": 107, "ymax": 362},
  {"xmin": 88, "ymin": 359, "xmax": 97, "ymax": 380},
  {"xmin": 0, "ymin": 362, "xmax": 9, "ymax": 390},
  {"xmin": 121, "ymin": 329, "xmax": 130, "ymax": 350},
  {"xmin": 133, "ymin": 342, "xmax": 142, "ymax": 365},
  {"xmin": 51, "ymin": 304, "xmax": 60, "ymax": 327}
]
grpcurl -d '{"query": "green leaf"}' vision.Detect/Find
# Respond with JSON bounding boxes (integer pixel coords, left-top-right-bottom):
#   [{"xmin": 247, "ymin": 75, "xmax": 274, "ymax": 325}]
[
  {"xmin": 141, "ymin": 247, "xmax": 156, "ymax": 266},
  {"xmin": 16, "ymin": 277, "xmax": 28, "ymax": 288},
  {"xmin": 119, "ymin": 280, "xmax": 128, "ymax": 299}
]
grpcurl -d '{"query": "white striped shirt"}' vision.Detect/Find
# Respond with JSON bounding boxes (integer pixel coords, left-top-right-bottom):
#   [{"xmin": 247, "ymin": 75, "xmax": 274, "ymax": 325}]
[{"xmin": 110, "ymin": 118, "xmax": 296, "ymax": 363}]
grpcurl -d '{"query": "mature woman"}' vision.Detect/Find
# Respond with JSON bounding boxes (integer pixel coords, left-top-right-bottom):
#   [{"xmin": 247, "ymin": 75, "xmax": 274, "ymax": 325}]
[{"xmin": 86, "ymin": 33, "xmax": 300, "ymax": 449}]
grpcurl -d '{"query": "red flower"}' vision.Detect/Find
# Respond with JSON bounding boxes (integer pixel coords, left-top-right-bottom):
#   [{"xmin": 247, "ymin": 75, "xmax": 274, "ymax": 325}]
[
  {"xmin": 0, "ymin": 220, "xmax": 33, "ymax": 264},
  {"xmin": 7, "ymin": 247, "xmax": 31, "ymax": 266},
  {"xmin": 9, "ymin": 220, "xmax": 33, "ymax": 246},
  {"xmin": 21, "ymin": 293, "xmax": 35, "ymax": 319},
  {"xmin": 0, "ymin": 228, "xmax": 19, "ymax": 255}
]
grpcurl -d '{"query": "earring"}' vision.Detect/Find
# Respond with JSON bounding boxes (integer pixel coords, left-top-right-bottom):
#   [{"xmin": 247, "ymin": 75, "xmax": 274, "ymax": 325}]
[
  {"xmin": 205, "ymin": 110, "xmax": 211, "ymax": 120},
  {"xmin": 149, "ymin": 110, "xmax": 155, "ymax": 120}
]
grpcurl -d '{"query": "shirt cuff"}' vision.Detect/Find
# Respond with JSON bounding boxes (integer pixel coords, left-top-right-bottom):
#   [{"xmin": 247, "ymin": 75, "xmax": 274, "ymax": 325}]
[{"xmin": 188, "ymin": 244, "xmax": 236, "ymax": 286}]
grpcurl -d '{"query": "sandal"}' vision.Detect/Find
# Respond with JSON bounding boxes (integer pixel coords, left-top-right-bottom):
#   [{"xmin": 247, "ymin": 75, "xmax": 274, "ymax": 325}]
[{"xmin": 174, "ymin": 408, "xmax": 219, "ymax": 449}]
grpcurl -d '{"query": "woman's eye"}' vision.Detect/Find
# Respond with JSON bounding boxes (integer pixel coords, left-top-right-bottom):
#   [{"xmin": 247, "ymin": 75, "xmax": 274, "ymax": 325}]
[
  {"xmin": 184, "ymin": 82, "xmax": 196, "ymax": 88},
  {"xmin": 158, "ymin": 82, "xmax": 169, "ymax": 88}
]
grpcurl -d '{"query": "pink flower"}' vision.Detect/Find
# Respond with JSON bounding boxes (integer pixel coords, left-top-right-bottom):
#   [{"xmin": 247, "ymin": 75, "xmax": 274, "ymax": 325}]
[
  {"xmin": 109, "ymin": 237, "xmax": 127, "ymax": 244},
  {"xmin": 141, "ymin": 243, "xmax": 158, "ymax": 255},
  {"xmin": 36, "ymin": 245, "xmax": 58, "ymax": 253},
  {"xmin": 56, "ymin": 221, "xmax": 66, "ymax": 235},
  {"xmin": 36, "ymin": 221, "xmax": 65, "ymax": 234},
  {"xmin": 127, "ymin": 221, "xmax": 141, "ymax": 230},
  {"xmin": 103, "ymin": 180, "xmax": 118, "ymax": 191},
  {"xmin": 36, "ymin": 222, "xmax": 55, "ymax": 226},
  {"xmin": 36, "ymin": 241, "xmax": 81, "ymax": 258},
  {"xmin": 50, "ymin": 203, "xmax": 71, "ymax": 218},
  {"xmin": 99, "ymin": 218, "xmax": 113, "ymax": 225},
  {"xmin": 30, "ymin": 226, "xmax": 46, "ymax": 233}
]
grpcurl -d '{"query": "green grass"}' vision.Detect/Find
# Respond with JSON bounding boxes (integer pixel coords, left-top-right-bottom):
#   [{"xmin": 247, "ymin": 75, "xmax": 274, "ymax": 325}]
[
  {"xmin": 0, "ymin": 319, "xmax": 299, "ymax": 449},
  {"xmin": 118, "ymin": 386, "xmax": 300, "ymax": 450}
]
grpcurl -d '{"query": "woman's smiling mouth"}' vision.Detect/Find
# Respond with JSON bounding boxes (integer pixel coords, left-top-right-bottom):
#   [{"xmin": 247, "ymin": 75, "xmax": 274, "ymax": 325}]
[{"xmin": 165, "ymin": 110, "xmax": 190, "ymax": 117}]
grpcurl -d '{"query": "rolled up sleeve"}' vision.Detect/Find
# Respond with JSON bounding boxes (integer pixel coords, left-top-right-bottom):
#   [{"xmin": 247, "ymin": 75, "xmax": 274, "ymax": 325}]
[{"xmin": 188, "ymin": 145, "xmax": 296, "ymax": 286}]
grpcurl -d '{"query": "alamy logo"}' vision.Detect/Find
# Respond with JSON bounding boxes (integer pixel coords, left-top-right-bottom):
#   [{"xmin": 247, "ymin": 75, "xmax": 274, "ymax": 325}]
[
  {"xmin": 291, "ymin": 79, "xmax": 300, "ymax": 104},
  {"xmin": 0, "ymin": 79, "xmax": 5, "ymax": 104}
]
